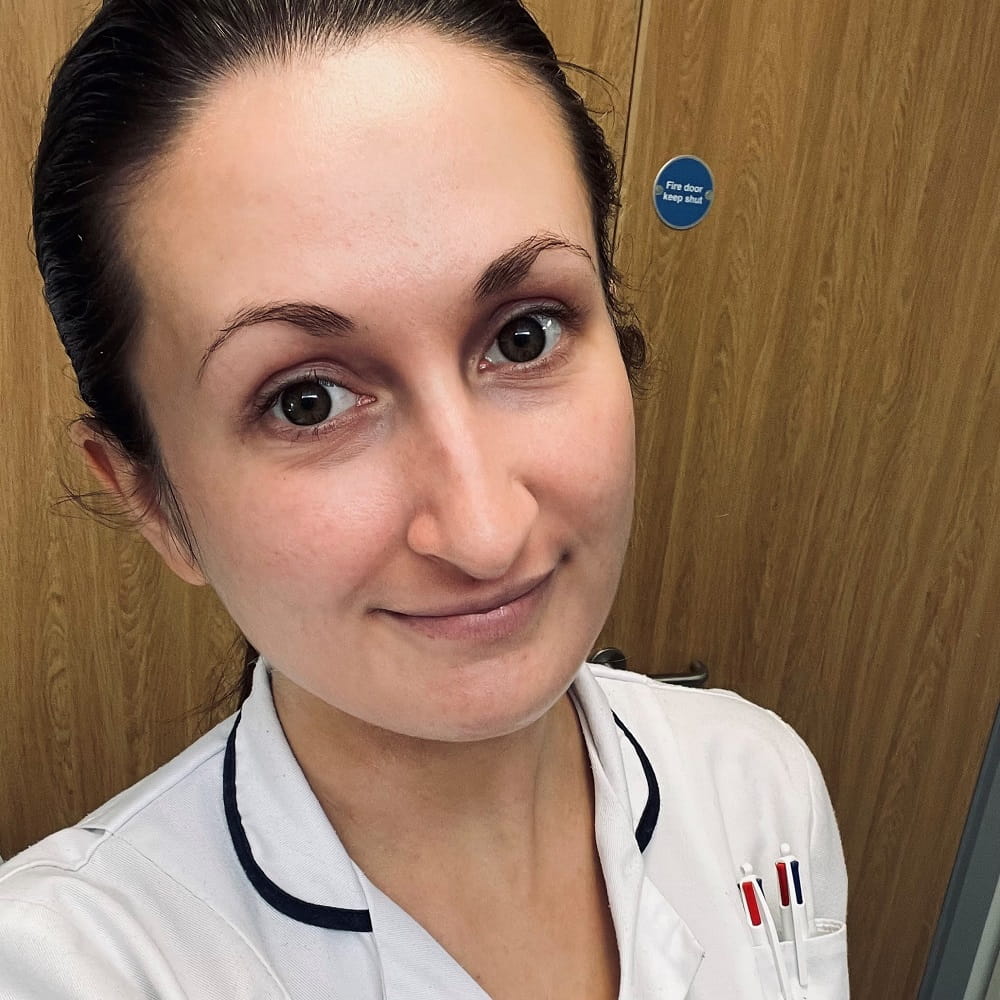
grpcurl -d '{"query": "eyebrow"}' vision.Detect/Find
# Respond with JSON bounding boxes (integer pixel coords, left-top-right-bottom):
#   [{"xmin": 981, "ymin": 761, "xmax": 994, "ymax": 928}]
[{"xmin": 196, "ymin": 231, "xmax": 594, "ymax": 382}]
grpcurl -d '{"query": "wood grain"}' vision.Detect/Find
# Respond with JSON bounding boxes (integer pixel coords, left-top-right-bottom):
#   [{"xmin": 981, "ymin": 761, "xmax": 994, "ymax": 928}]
[
  {"xmin": 8, "ymin": 0, "xmax": 992, "ymax": 995},
  {"xmin": 528, "ymin": 0, "xmax": 641, "ymax": 163},
  {"xmin": 1, "ymin": 0, "xmax": 254, "ymax": 859},
  {"xmin": 607, "ymin": 0, "xmax": 1000, "ymax": 994}
]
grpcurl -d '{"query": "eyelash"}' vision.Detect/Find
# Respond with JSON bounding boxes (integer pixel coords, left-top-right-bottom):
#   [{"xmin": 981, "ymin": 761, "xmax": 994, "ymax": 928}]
[
  {"xmin": 251, "ymin": 301, "xmax": 583, "ymax": 440},
  {"xmin": 251, "ymin": 367, "xmax": 362, "ymax": 440},
  {"xmin": 480, "ymin": 302, "xmax": 580, "ymax": 374}
]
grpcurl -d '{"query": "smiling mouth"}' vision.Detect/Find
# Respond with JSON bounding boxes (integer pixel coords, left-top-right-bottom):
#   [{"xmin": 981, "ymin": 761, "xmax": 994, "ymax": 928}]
[{"xmin": 379, "ymin": 570, "xmax": 554, "ymax": 641}]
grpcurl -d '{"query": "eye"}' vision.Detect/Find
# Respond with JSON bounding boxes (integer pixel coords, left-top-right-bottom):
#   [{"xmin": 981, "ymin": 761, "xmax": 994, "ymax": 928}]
[
  {"xmin": 269, "ymin": 377, "xmax": 358, "ymax": 427},
  {"xmin": 484, "ymin": 312, "xmax": 563, "ymax": 365}
]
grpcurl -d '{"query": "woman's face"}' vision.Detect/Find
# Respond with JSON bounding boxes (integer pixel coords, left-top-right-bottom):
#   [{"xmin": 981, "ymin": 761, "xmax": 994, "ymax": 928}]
[{"xmin": 124, "ymin": 29, "xmax": 636, "ymax": 741}]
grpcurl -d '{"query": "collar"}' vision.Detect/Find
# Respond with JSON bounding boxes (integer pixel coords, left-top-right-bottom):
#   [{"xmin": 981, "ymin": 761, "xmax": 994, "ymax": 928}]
[
  {"xmin": 223, "ymin": 661, "xmax": 372, "ymax": 930},
  {"xmin": 570, "ymin": 666, "xmax": 705, "ymax": 997},
  {"xmin": 223, "ymin": 661, "xmax": 702, "ymax": 994}
]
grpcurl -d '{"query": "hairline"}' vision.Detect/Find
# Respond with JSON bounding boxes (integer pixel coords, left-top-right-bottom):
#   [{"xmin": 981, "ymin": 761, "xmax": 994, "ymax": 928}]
[{"xmin": 101, "ymin": 23, "xmax": 603, "ymax": 545}]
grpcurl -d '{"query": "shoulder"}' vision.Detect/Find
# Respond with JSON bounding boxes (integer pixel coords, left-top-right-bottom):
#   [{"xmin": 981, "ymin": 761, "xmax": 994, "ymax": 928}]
[
  {"xmin": 590, "ymin": 663, "xmax": 812, "ymax": 768},
  {"xmin": 588, "ymin": 664, "xmax": 847, "ymax": 923},
  {"xmin": 0, "ymin": 720, "xmax": 228, "ymax": 971},
  {"xmin": 1, "ymin": 714, "xmax": 230, "ymax": 878},
  {"xmin": 588, "ymin": 663, "xmax": 827, "ymax": 814},
  {"xmin": 0, "ymin": 717, "xmax": 288, "ymax": 997}
]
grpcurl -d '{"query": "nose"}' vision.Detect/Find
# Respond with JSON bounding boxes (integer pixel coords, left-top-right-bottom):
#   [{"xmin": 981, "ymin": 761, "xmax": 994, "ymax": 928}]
[{"xmin": 403, "ymin": 392, "xmax": 539, "ymax": 581}]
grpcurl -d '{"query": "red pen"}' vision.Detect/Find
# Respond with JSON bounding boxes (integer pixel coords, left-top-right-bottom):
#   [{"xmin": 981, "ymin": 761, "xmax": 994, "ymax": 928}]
[
  {"xmin": 775, "ymin": 847, "xmax": 795, "ymax": 942},
  {"xmin": 738, "ymin": 863, "xmax": 766, "ymax": 947},
  {"xmin": 740, "ymin": 862, "xmax": 793, "ymax": 1000},
  {"xmin": 777, "ymin": 843, "xmax": 809, "ymax": 988}
]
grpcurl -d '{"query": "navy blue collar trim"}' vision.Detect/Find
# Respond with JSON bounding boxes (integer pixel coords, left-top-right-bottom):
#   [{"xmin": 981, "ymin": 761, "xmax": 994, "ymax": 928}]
[
  {"xmin": 612, "ymin": 712, "xmax": 661, "ymax": 852},
  {"xmin": 223, "ymin": 706, "xmax": 659, "ymax": 930},
  {"xmin": 223, "ymin": 712, "xmax": 373, "ymax": 932}
]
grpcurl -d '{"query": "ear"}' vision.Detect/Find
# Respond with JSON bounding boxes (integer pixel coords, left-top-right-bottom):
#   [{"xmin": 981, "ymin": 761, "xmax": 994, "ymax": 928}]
[{"xmin": 70, "ymin": 420, "xmax": 207, "ymax": 587}]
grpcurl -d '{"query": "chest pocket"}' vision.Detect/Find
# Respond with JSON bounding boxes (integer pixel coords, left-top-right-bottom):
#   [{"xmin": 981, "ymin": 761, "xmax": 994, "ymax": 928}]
[{"xmin": 752, "ymin": 920, "xmax": 848, "ymax": 999}]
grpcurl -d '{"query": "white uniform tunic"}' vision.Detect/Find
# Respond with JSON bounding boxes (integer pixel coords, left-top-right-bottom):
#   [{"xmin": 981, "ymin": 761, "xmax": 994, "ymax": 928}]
[{"xmin": 0, "ymin": 663, "xmax": 849, "ymax": 998}]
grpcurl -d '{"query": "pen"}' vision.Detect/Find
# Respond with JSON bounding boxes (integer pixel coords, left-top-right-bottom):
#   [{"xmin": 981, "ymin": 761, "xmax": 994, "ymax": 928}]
[
  {"xmin": 740, "ymin": 863, "xmax": 793, "ymax": 1000},
  {"xmin": 738, "ymin": 862, "xmax": 766, "ymax": 947},
  {"xmin": 777, "ymin": 843, "xmax": 809, "ymax": 988},
  {"xmin": 774, "ymin": 847, "xmax": 794, "ymax": 942}
]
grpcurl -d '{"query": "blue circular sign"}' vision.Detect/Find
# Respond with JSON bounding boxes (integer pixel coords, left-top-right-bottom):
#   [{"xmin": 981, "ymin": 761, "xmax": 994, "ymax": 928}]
[{"xmin": 653, "ymin": 155, "xmax": 715, "ymax": 230}]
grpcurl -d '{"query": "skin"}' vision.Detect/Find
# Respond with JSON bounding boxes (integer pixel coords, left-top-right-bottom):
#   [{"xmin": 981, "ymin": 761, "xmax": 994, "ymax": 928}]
[{"xmin": 81, "ymin": 27, "xmax": 635, "ymax": 999}]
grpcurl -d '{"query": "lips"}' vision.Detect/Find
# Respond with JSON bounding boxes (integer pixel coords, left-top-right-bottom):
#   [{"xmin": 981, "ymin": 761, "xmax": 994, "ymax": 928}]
[
  {"xmin": 379, "ymin": 569, "xmax": 554, "ymax": 642},
  {"xmin": 394, "ymin": 571, "xmax": 552, "ymax": 619}
]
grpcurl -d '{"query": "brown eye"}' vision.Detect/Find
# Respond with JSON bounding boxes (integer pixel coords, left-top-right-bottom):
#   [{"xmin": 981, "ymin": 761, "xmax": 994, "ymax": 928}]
[
  {"xmin": 271, "ymin": 378, "xmax": 356, "ymax": 427},
  {"xmin": 485, "ymin": 313, "xmax": 562, "ymax": 365}
]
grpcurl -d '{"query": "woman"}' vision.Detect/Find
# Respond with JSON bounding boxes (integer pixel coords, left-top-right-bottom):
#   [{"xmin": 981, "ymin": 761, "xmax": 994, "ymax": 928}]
[{"xmin": 0, "ymin": 1, "xmax": 848, "ymax": 996}]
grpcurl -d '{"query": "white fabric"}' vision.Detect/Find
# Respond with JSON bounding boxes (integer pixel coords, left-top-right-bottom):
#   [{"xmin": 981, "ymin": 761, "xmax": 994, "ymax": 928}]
[{"xmin": 0, "ymin": 663, "xmax": 848, "ymax": 998}]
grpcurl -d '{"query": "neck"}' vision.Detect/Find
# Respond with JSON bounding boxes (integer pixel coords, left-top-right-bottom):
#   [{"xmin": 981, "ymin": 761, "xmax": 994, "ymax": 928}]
[{"xmin": 270, "ymin": 674, "xmax": 589, "ymax": 878}]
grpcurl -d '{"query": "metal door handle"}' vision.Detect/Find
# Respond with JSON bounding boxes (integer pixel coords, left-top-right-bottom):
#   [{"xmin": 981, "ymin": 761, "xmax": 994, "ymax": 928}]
[{"xmin": 590, "ymin": 647, "xmax": 709, "ymax": 688}]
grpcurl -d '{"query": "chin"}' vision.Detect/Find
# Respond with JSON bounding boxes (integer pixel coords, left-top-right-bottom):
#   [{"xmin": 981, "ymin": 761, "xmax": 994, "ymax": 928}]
[
  {"xmin": 435, "ymin": 698, "xmax": 565, "ymax": 744},
  {"xmin": 376, "ymin": 647, "xmax": 584, "ymax": 744}
]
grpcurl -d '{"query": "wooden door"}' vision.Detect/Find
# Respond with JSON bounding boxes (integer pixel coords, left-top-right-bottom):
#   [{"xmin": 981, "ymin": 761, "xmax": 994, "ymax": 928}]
[
  {"xmin": 5, "ymin": 0, "xmax": 998, "ymax": 995},
  {"xmin": 603, "ymin": 0, "xmax": 1000, "ymax": 995},
  {"xmin": 1, "ymin": 0, "xmax": 232, "ymax": 856}
]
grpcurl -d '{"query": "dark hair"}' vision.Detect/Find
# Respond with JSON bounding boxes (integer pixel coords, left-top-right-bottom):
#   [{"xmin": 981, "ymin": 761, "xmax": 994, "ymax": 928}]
[{"xmin": 35, "ymin": 0, "xmax": 647, "ymax": 706}]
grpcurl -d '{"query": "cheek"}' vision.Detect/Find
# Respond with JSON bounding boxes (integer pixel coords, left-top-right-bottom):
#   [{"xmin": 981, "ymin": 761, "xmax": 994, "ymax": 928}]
[
  {"xmin": 528, "ymin": 366, "xmax": 636, "ymax": 533},
  {"xmin": 176, "ymin": 459, "xmax": 401, "ymax": 613},
  {"xmin": 157, "ymin": 346, "xmax": 635, "ymax": 625}
]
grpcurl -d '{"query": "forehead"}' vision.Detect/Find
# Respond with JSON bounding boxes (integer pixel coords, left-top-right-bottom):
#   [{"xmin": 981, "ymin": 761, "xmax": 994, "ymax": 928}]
[{"xmin": 127, "ymin": 28, "xmax": 594, "ymax": 332}]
